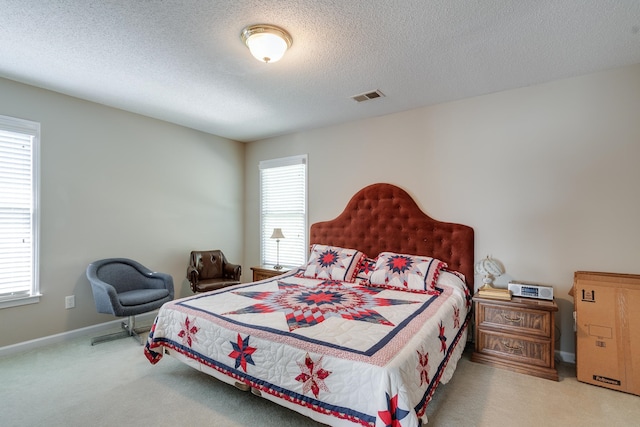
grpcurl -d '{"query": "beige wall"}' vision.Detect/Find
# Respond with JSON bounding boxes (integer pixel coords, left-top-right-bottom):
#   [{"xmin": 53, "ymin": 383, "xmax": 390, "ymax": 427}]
[
  {"xmin": 3, "ymin": 63, "xmax": 639, "ymax": 356},
  {"xmin": 245, "ymin": 63, "xmax": 640, "ymax": 358},
  {"xmin": 0, "ymin": 78, "xmax": 244, "ymax": 347}
]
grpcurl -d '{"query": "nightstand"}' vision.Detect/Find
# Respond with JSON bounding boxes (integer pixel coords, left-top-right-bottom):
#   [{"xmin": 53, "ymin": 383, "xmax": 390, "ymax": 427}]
[
  {"xmin": 471, "ymin": 293, "xmax": 559, "ymax": 381},
  {"xmin": 251, "ymin": 265, "xmax": 289, "ymax": 282}
]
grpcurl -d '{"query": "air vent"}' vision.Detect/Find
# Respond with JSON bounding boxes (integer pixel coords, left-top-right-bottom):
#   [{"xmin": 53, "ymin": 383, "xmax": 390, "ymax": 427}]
[{"xmin": 351, "ymin": 90, "xmax": 385, "ymax": 103}]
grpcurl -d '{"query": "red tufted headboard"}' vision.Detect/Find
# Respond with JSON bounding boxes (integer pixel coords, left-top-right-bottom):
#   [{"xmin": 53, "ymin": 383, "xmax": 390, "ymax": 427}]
[{"xmin": 309, "ymin": 183, "xmax": 474, "ymax": 291}]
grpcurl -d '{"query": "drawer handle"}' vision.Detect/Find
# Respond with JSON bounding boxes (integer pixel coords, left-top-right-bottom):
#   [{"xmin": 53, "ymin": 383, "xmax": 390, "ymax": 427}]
[
  {"xmin": 502, "ymin": 341, "xmax": 523, "ymax": 353},
  {"xmin": 502, "ymin": 314, "xmax": 522, "ymax": 323}
]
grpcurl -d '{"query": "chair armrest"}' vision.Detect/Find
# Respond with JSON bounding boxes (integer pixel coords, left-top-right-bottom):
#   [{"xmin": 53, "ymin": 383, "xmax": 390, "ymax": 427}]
[
  {"xmin": 186, "ymin": 265, "xmax": 199, "ymax": 282},
  {"xmin": 186, "ymin": 265, "xmax": 200, "ymax": 293},
  {"xmin": 224, "ymin": 263, "xmax": 242, "ymax": 281},
  {"xmin": 147, "ymin": 271, "xmax": 175, "ymax": 299},
  {"xmin": 88, "ymin": 278, "xmax": 124, "ymax": 316}
]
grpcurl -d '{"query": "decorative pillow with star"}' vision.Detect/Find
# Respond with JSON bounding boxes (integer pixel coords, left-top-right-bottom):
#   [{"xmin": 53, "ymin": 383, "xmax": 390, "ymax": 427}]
[
  {"xmin": 368, "ymin": 252, "xmax": 447, "ymax": 294},
  {"xmin": 299, "ymin": 244, "xmax": 365, "ymax": 282},
  {"xmin": 355, "ymin": 256, "xmax": 377, "ymax": 283}
]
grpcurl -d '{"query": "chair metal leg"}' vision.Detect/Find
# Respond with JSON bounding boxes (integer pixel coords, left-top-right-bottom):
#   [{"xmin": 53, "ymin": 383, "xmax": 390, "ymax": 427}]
[{"xmin": 91, "ymin": 315, "xmax": 148, "ymax": 346}]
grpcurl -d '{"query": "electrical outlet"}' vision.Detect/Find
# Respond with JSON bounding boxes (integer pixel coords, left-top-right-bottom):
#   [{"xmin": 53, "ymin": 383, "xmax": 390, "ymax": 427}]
[{"xmin": 65, "ymin": 295, "xmax": 75, "ymax": 309}]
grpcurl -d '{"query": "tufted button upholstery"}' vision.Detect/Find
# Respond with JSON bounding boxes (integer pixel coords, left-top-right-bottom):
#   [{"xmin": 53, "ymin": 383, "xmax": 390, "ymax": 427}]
[
  {"xmin": 309, "ymin": 183, "xmax": 474, "ymax": 289},
  {"xmin": 186, "ymin": 250, "xmax": 241, "ymax": 293}
]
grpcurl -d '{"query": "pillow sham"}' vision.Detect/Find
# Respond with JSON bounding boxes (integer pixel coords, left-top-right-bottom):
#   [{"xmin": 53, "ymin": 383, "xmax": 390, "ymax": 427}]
[
  {"xmin": 368, "ymin": 252, "xmax": 447, "ymax": 294},
  {"xmin": 299, "ymin": 244, "xmax": 365, "ymax": 282},
  {"xmin": 355, "ymin": 256, "xmax": 377, "ymax": 284}
]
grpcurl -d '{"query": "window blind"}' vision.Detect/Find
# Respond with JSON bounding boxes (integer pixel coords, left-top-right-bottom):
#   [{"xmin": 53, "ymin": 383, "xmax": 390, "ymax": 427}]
[
  {"xmin": 0, "ymin": 114, "xmax": 40, "ymax": 303},
  {"xmin": 259, "ymin": 155, "xmax": 307, "ymax": 268}
]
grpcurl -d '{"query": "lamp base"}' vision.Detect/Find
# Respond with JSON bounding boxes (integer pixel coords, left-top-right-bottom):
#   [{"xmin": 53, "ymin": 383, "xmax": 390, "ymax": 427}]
[
  {"xmin": 478, "ymin": 285, "xmax": 512, "ymax": 300},
  {"xmin": 273, "ymin": 264, "xmax": 283, "ymax": 270}
]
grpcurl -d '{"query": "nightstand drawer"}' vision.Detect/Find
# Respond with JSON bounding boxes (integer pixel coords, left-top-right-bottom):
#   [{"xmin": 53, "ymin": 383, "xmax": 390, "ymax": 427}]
[
  {"xmin": 476, "ymin": 330, "xmax": 553, "ymax": 368},
  {"xmin": 254, "ymin": 271, "xmax": 277, "ymax": 281},
  {"xmin": 477, "ymin": 304, "xmax": 551, "ymax": 338},
  {"xmin": 472, "ymin": 294, "xmax": 558, "ymax": 381}
]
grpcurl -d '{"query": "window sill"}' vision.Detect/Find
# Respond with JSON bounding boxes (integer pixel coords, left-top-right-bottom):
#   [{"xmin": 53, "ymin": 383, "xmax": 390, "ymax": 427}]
[{"xmin": 0, "ymin": 294, "xmax": 41, "ymax": 309}]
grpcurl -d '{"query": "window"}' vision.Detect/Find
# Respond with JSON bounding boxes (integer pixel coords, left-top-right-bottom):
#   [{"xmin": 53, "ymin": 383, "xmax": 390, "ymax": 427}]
[
  {"xmin": 259, "ymin": 155, "xmax": 307, "ymax": 268},
  {"xmin": 0, "ymin": 114, "xmax": 40, "ymax": 308}
]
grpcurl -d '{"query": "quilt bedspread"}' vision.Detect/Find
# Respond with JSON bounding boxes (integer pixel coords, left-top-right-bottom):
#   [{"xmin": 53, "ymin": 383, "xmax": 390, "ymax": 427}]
[{"xmin": 145, "ymin": 270, "xmax": 471, "ymax": 427}]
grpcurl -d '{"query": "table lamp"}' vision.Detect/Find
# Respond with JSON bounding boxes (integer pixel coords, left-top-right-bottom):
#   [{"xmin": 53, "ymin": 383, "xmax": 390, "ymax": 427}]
[
  {"xmin": 475, "ymin": 255, "xmax": 504, "ymax": 290},
  {"xmin": 475, "ymin": 255, "xmax": 511, "ymax": 300},
  {"xmin": 270, "ymin": 228, "xmax": 285, "ymax": 270}
]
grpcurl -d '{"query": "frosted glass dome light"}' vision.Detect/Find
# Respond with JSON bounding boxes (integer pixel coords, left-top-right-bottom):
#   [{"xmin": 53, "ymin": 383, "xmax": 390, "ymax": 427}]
[{"xmin": 241, "ymin": 24, "xmax": 292, "ymax": 63}]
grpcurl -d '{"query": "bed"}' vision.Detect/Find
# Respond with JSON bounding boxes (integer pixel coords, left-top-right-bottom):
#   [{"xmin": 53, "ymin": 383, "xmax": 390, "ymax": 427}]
[{"xmin": 145, "ymin": 183, "xmax": 474, "ymax": 426}]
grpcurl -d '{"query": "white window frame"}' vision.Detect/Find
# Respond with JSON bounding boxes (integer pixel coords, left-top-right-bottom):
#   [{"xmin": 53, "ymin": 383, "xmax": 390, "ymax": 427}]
[
  {"xmin": 0, "ymin": 114, "xmax": 41, "ymax": 309},
  {"xmin": 259, "ymin": 155, "xmax": 308, "ymax": 269}
]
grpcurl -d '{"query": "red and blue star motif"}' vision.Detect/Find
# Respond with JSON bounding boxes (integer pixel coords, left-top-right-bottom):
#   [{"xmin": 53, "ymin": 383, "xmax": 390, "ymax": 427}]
[
  {"xmin": 309, "ymin": 247, "xmax": 351, "ymax": 278},
  {"xmin": 360, "ymin": 258, "xmax": 376, "ymax": 275},
  {"xmin": 295, "ymin": 353, "xmax": 331, "ymax": 398},
  {"xmin": 318, "ymin": 248, "xmax": 340, "ymax": 267},
  {"xmin": 225, "ymin": 280, "xmax": 419, "ymax": 331},
  {"xmin": 378, "ymin": 392, "xmax": 410, "ymax": 427},
  {"xmin": 177, "ymin": 316, "xmax": 198, "ymax": 347},
  {"xmin": 453, "ymin": 306, "xmax": 460, "ymax": 329},
  {"xmin": 416, "ymin": 347, "xmax": 430, "ymax": 386},
  {"xmin": 385, "ymin": 255, "xmax": 414, "ymax": 275},
  {"xmin": 228, "ymin": 333, "xmax": 257, "ymax": 372}
]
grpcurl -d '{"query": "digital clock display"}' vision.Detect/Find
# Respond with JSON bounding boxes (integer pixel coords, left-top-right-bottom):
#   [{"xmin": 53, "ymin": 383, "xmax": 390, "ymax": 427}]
[{"xmin": 521, "ymin": 286, "xmax": 540, "ymax": 297}]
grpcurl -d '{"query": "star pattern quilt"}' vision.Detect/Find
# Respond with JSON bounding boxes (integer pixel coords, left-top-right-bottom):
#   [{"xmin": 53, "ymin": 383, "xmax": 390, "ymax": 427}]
[{"xmin": 145, "ymin": 269, "xmax": 471, "ymax": 427}]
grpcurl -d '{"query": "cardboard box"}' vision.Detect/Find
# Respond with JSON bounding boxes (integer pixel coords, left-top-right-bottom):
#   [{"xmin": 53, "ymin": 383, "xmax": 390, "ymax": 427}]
[{"xmin": 573, "ymin": 271, "xmax": 640, "ymax": 395}]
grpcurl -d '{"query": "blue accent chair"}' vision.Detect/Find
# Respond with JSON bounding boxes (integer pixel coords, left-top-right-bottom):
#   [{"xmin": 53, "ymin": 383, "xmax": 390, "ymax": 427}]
[{"xmin": 86, "ymin": 258, "xmax": 174, "ymax": 345}]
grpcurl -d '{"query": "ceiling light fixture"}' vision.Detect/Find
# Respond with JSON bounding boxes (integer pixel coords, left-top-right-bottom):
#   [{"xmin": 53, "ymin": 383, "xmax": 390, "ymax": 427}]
[{"xmin": 241, "ymin": 24, "xmax": 292, "ymax": 64}]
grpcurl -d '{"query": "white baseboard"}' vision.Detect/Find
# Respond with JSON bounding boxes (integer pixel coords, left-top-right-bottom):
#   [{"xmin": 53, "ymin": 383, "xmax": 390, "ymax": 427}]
[{"xmin": 0, "ymin": 312, "xmax": 158, "ymax": 358}]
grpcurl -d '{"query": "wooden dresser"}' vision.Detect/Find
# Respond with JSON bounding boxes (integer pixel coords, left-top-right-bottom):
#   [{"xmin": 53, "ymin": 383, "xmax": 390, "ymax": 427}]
[
  {"xmin": 471, "ymin": 293, "xmax": 559, "ymax": 381},
  {"xmin": 251, "ymin": 265, "xmax": 289, "ymax": 282}
]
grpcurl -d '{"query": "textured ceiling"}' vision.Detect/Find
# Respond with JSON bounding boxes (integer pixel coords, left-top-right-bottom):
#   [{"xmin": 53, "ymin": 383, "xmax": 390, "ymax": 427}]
[{"xmin": 1, "ymin": 1, "xmax": 639, "ymax": 142}]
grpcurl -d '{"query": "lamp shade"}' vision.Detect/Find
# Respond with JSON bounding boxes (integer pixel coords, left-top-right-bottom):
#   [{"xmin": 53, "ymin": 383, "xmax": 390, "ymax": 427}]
[
  {"xmin": 475, "ymin": 256, "xmax": 504, "ymax": 277},
  {"xmin": 241, "ymin": 24, "xmax": 292, "ymax": 63},
  {"xmin": 475, "ymin": 255, "xmax": 504, "ymax": 289},
  {"xmin": 270, "ymin": 228, "xmax": 285, "ymax": 239}
]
